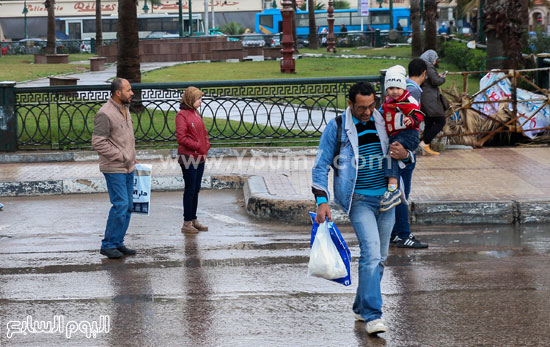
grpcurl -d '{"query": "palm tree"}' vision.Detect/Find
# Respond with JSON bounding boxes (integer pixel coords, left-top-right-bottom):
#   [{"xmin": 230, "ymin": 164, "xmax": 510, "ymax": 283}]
[
  {"xmin": 423, "ymin": 0, "xmax": 438, "ymax": 51},
  {"xmin": 410, "ymin": 0, "xmax": 422, "ymax": 57},
  {"xmin": 307, "ymin": 0, "xmax": 319, "ymax": 49},
  {"xmin": 45, "ymin": 0, "xmax": 56, "ymax": 54},
  {"xmin": 484, "ymin": 0, "xmax": 528, "ymax": 69},
  {"xmin": 117, "ymin": 0, "xmax": 141, "ymax": 84},
  {"xmin": 95, "ymin": 0, "xmax": 103, "ymax": 50}
]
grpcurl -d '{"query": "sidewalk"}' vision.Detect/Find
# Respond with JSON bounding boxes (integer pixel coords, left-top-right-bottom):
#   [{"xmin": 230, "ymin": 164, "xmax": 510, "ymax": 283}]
[{"xmin": 1, "ymin": 146, "xmax": 549, "ymax": 225}]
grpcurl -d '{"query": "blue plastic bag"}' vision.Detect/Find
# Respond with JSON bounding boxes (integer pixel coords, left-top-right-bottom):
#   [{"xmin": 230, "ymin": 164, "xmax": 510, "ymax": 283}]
[{"xmin": 308, "ymin": 212, "xmax": 352, "ymax": 286}]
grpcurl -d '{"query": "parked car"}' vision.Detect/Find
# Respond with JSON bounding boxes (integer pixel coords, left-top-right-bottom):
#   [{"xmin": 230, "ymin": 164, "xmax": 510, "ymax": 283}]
[
  {"xmin": 266, "ymin": 34, "xmax": 281, "ymax": 47},
  {"xmin": 242, "ymin": 34, "xmax": 265, "ymax": 47}
]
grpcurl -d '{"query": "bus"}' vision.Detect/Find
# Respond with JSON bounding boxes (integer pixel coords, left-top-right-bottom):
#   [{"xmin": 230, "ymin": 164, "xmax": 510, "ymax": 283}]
[
  {"xmin": 55, "ymin": 14, "xmax": 204, "ymax": 40},
  {"xmin": 256, "ymin": 8, "xmax": 411, "ymax": 36}
]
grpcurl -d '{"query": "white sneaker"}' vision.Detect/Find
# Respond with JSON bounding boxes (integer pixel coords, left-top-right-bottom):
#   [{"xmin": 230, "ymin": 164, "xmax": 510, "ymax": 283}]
[
  {"xmin": 366, "ymin": 318, "xmax": 387, "ymax": 335},
  {"xmin": 353, "ymin": 312, "xmax": 365, "ymax": 321}
]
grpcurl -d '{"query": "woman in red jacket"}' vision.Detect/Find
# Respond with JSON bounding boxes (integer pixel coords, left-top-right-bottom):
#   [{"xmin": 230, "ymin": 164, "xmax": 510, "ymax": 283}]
[{"xmin": 176, "ymin": 87, "xmax": 211, "ymax": 234}]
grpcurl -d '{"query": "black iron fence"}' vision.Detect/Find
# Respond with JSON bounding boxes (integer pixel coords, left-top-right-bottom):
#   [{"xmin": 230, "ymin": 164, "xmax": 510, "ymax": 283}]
[{"xmin": 2, "ymin": 76, "xmax": 384, "ymax": 150}]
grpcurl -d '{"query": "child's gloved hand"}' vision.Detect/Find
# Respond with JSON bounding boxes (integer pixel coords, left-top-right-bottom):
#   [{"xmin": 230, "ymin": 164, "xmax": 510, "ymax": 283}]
[{"xmin": 404, "ymin": 117, "xmax": 413, "ymax": 127}]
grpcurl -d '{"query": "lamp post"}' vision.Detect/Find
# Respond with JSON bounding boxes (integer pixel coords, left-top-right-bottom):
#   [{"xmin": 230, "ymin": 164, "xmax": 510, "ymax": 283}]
[
  {"xmin": 189, "ymin": 0, "xmax": 193, "ymax": 36},
  {"xmin": 376, "ymin": 0, "xmax": 383, "ymax": 8},
  {"xmin": 280, "ymin": 0, "xmax": 295, "ymax": 73},
  {"xmin": 22, "ymin": 1, "xmax": 29, "ymax": 39},
  {"xmin": 142, "ymin": 0, "xmax": 149, "ymax": 13},
  {"xmin": 178, "ymin": 0, "xmax": 184, "ymax": 37},
  {"xmin": 327, "ymin": 0, "xmax": 335, "ymax": 53}
]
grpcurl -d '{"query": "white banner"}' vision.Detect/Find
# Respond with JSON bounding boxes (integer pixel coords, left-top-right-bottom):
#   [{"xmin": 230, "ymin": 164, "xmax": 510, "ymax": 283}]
[
  {"xmin": 473, "ymin": 72, "xmax": 550, "ymax": 139},
  {"xmin": 360, "ymin": 0, "xmax": 370, "ymax": 16}
]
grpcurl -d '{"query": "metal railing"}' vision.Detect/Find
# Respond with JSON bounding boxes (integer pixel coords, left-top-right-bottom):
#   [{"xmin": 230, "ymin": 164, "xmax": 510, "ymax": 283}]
[{"xmin": 12, "ymin": 76, "xmax": 384, "ymax": 149}]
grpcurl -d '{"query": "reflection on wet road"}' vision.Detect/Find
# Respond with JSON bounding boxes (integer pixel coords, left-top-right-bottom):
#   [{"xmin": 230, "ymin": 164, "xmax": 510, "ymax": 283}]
[{"xmin": 0, "ymin": 191, "xmax": 549, "ymax": 346}]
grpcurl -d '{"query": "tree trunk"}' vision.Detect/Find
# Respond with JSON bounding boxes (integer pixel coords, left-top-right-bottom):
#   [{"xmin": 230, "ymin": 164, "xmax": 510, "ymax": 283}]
[
  {"xmin": 95, "ymin": 0, "xmax": 103, "ymax": 50},
  {"xmin": 423, "ymin": 0, "xmax": 438, "ymax": 52},
  {"xmin": 117, "ymin": 0, "xmax": 141, "ymax": 84},
  {"xmin": 484, "ymin": 0, "xmax": 528, "ymax": 70},
  {"xmin": 45, "ymin": 0, "xmax": 56, "ymax": 54},
  {"xmin": 411, "ymin": 0, "xmax": 422, "ymax": 57},
  {"xmin": 117, "ymin": 0, "xmax": 142, "ymax": 111},
  {"xmin": 307, "ymin": 0, "xmax": 319, "ymax": 49}
]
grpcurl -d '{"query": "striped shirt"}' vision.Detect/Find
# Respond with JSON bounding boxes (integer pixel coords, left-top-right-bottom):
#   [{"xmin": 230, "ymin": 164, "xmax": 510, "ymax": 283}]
[{"xmin": 353, "ymin": 116, "xmax": 387, "ymax": 196}]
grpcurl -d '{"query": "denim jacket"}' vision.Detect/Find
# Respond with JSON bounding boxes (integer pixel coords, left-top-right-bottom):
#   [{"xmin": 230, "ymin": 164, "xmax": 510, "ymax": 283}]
[{"xmin": 312, "ymin": 107, "xmax": 409, "ymax": 215}]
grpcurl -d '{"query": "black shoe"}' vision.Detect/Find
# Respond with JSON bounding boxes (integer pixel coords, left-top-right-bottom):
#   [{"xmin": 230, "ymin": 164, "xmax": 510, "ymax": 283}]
[
  {"xmin": 390, "ymin": 235, "xmax": 402, "ymax": 245},
  {"xmin": 100, "ymin": 248, "xmax": 123, "ymax": 259},
  {"xmin": 396, "ymin": 235, "xmax": 429, "ymax": 249},
  {"xmin": 117, "ymin": 246, "xmax": 137, "ymax": 256}
]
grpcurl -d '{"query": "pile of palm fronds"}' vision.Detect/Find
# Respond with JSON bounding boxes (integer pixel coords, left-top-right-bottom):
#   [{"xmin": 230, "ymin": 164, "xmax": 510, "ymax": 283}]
[{"xmin": 440, "ymin": 84, "xmax": 514, "ymax": 148}]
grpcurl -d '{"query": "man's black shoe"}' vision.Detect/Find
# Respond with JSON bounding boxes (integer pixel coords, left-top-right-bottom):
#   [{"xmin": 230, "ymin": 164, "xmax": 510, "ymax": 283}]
[
  {"xmin": 100, "ymin": 248, "xmax": 123, "ymax": 259},
  {"xmin": 390, "ymin": 235, "xmax": 401, "ymax": 245},
  {"xmin": 117, "ymin": 246, "xmax": 137, "ymax": 256},
  {"xmin": 396, "ymin": 235, "xmax": 429, "ymax": 249}
]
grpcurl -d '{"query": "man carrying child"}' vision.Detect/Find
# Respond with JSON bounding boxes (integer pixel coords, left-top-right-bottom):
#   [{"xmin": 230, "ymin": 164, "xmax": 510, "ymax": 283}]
[{"xmin": 380, "ymin": 65, "xmax": 424, "ymax": 212}]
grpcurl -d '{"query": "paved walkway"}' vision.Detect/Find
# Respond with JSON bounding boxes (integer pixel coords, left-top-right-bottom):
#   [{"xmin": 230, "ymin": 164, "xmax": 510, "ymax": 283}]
[{"xmin": 1, "ymin": 147, "xmax": 549, "ymax": 202}]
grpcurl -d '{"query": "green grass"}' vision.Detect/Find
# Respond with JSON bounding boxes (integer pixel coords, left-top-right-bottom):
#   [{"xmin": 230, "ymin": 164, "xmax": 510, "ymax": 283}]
[
  {"xmin": 0, "ymin": 54, "xmax": 93, "ymax": 82},
  {"xmin": 143, "ymin": 55, "xmax": 480, "ymax": 97},
  {"xmin": 143, "ymin": 57, "xmax": 411, "ymax": 82}
]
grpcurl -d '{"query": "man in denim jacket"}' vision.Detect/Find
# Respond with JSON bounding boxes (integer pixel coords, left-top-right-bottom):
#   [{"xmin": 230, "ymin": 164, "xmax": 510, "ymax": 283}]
[{"xmin": 312, "ymin": 82, "xmax": 412, "ymax": 335}]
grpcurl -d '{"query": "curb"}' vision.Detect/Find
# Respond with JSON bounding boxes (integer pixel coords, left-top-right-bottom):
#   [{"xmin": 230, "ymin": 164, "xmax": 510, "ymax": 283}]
[
  {"xmin": 0, "ymin": 175, "xmax": 247, "ymax": 197},
  {"xmin": 242, "ymin": 176, "xmax": 550, "ymax": 225},
  {"xmin": 2, "ymin": 173, "xmax": 550, "ymax": 224}
]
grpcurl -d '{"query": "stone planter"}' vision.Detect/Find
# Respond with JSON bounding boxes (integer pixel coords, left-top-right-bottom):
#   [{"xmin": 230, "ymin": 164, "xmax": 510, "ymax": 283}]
[
  {"xmin": 46, "ymin": 54, "xmax": 69, "ymax": 64},
  {"xmin": 263, "ymin": 47, "xmax": 282, "ymax": 60},
  {"xmin": 89, "ymin": 56, "xmax": 106, "ymax": 71},
  {"xmin": 34, "ymin": 54, "xmax": 47, "ymax": 64}
]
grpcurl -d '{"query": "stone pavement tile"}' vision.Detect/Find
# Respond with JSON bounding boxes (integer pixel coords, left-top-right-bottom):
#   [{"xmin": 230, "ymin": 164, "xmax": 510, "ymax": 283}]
[{"xmin": 1, "ymin": 148, "xmax": 550, "ymax": 204}]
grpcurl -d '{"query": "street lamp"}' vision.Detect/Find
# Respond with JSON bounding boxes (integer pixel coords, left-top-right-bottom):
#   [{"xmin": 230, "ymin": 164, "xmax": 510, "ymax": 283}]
[
  {"xmin": 376, "ymin": 0, "xmax": 383, "ymax": 8},
  {"xmin": 142, "ymin": 0, "xmax": 149, "ymax": 13},
  {"xmin": 22, "ymin": 1, "xmax": 29, "ymax": 39},
  {"xmin": 188, "ymin": 0, "xmax": 193, "ymax": 36},
  {"xmin": 179, "ymin": 0, "xmax": 184, "ymax": 37}
]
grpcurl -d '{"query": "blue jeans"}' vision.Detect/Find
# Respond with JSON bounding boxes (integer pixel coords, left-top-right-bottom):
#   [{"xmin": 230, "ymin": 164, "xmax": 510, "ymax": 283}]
[
  {"xmin": 392, "ymin": 154, "xmax": 416, "ymax": 240},
  {"xmin": 180, "ymin": 161, "xmax": 205, "ymax": 221},
  {"xmin": 102, "ymin": 172, "xmax": 134, "ymax": 249},
  {"xmin": 385, "ymin": 129, "xmax": 419, "ymax": 179},
  {"xmin": 349, "ymin": 194, "xmax": 396, "ymax": 322}
]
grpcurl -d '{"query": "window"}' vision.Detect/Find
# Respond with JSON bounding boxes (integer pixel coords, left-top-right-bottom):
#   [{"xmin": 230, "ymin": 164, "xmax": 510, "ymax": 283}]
[
  {"xmin": 369, "ymin": 13, "xmax": 390, "ymax": 25},
  {"xmin": 102, "ymin": 19, "xmax": 117, "ymax": 32},
  {"xmin": 83, "ymin": 19, "xmax": 96, "ymax": 33},
  {"xmin": 55, "ymin": 21, "xmax": 65, "ymax": 33},
  {"xmin": 259, "ymin": 15, "xmax": 274, "ymax": 29}
]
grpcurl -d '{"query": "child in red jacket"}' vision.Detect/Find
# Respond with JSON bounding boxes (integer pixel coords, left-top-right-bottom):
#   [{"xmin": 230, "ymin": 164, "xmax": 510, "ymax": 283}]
[{"xmin": 380, "ymin": 66, "xmax": 424, "ymax": 211}]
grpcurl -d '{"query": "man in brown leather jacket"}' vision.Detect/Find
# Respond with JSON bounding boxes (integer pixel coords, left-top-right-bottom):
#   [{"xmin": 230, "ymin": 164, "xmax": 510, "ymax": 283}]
[{"xmin": 92, "ymin": 78, "xmax": 137, "ymax": 259}]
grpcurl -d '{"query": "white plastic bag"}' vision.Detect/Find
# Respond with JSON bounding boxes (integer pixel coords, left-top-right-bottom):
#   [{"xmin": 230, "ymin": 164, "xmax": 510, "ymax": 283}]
[{"xmin": 307, "ymin": 221, "xmax": 348, "ymax": 280}]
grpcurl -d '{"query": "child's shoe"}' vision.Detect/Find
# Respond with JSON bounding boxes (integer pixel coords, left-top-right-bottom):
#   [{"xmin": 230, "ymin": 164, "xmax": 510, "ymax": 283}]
[{"xmin": 380, "ymin": 188, "xmax": 401, "ymax": 212}]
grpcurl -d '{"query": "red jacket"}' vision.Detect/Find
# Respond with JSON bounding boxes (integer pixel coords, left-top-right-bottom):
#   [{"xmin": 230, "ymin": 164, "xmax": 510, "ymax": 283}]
[
  {"xmin": 382, "ymin": 90, "xmax": 425, "ymax": 136},
  {"xmin": 176, "ymin": 108, "xmax": 210, "ymax": 161}
]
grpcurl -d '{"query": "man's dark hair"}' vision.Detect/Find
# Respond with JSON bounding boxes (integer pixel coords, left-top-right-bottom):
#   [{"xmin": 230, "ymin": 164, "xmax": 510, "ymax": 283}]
[
  {"xmin": 348, "ymin": 82, "xmax": 375, "ymax": 103},
  {"xmin": 110, "ymin": 78, "xmax": 125, "ymax": 96},
  {"xmin": 408, "ymin": 58, "xmax": 427, "ymax": 77}
]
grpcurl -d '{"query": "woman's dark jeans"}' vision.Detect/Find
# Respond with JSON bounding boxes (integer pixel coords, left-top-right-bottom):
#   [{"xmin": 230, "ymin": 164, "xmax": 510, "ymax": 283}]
[{"xmin": 180, "ymin": 161, "xmax": 205, "ymax": 222}]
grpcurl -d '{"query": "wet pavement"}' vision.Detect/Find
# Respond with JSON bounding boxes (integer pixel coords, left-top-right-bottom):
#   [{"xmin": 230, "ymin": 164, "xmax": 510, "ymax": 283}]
[{"xmin": 0, "ymin": 190, "xmax": 549, "ymax": 346}]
